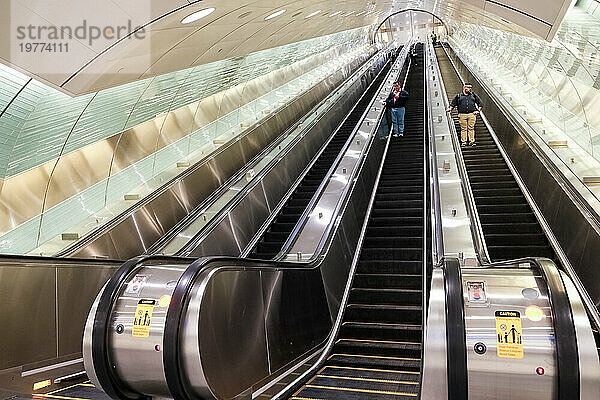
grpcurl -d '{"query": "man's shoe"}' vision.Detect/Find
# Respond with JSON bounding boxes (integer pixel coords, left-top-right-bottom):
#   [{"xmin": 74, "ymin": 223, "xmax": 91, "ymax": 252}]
[
  {"xmin": 393, "ymin": 133, "xmax": 399, "ymax": 137},
  {"xmin": 460, "ymin": 141, "xmax": 466, "ymax": 147},
  {"xmin": 470, "ymin": 142, "xmax": 476, "ymax": 146},
  {"xmin": 399, "ymin": 132, "xmax": 404, "ymax": 137}
]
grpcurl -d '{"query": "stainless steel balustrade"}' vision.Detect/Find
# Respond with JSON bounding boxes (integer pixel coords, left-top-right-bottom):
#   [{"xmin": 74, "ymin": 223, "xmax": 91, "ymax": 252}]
[
  {"xmin": 58, "ymin": 45, "xmax": 379, "ymax": 261},
  {"xmin": 441, "ymin": 40, "xmax": 600, "ymax": 334},
  {"xmin": 83, "ymin": 46, "xmax": 410, "ymax": 400},
  {"xmin": 429, "ymin": 40, "xmax": 600, "ymax": 400},
  {"xmin": 152, "ymin": 49, "xmax": 393, "ymax": 258},
  {"xmin": 0, "ymin": 255, "xmax": 122, "ymax": 394}
]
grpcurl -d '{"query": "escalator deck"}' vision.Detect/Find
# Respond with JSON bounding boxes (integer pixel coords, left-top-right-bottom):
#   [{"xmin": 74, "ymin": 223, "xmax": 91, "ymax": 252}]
[
  {"xmin": 290, "ymin": 43, "xmax": 426, "ymax": 400},
  {"xmin": 249, "ymin": 61, "xmax": 393, "ymax": 260},
  {"xmin": 434, "ymin": 46, "xmax": 558, "ymax": 264}
]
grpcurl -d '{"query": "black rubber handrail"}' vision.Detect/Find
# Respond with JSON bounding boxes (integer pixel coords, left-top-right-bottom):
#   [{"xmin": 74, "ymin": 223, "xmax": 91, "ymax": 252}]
[
  {"xmin": 536, "ymin": 259, "xmax": 580, "ymax": 400},
  {"xmin": 162, "ymin": 256, "xmax": 325, "ymax": 400},
  {"xmin": 444, "ymin": 257, "xmax": 468, "ymax": 400}
]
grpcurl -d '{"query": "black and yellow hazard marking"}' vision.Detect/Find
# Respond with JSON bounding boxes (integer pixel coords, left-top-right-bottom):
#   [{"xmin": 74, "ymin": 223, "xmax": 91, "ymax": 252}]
[
  {"xmin": 132, "ymin": 299, "xmax": 155, "ymax": 338},
  {"xmin": 495, "ymin": 310, "xmax": 524, "ymax": 358},
  {"xmin": 33, "ymin": 381, "xmax": 109, "ymax": 400}
]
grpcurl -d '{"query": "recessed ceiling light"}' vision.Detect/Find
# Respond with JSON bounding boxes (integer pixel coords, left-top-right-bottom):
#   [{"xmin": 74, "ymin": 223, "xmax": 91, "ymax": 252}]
[
  {"xmin": 265, "ymin": 9, "xmax": 286, "ymax": 20},
  {"xmin": 329, "ymin": 11, "xmax": 343, "ymax": 17},
  {"xmin": 305, "ymin": 10, "xmax": 322, "ymax": 18},
  {"xmin": 356, "ymin": 11, "xmax": 367, "ymax": 16},
  {"xmin": 344, "ymin": 11, "xmax": 355, "ymax": 17},
  {"xmin": 181, "ymin": 8, "xmax": 215, "ymax": 24}
]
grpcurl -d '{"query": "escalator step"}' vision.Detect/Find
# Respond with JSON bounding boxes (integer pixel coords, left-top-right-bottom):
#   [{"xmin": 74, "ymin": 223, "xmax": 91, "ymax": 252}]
[
  {"xmin": 327, "ymin": 353, "xmax": 421, "ymax": 371},
  {"xmin": 349, "ymin": 288, "xmax": 422, "ymax": 305}
]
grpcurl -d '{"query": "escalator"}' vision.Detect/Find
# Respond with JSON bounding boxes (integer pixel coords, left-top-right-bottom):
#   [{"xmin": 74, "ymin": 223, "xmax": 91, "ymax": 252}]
[
  {"xmin": 249, "ymin": 61, "xmax": 394, "ymax": 260},
  {"xmin": 290, "ymin": 43, "xmax": 426, "ymax": 400},
  {"xmin": 435, "ymin": 45, "xmax": 558, "ymax": 263}
]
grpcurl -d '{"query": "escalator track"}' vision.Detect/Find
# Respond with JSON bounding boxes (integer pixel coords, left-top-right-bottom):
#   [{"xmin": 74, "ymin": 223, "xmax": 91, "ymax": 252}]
[
  {"xmin": 249, "ymin": 61, "xmax": 394, "ymax": 260},
  {"xmin": 289, "ymin": 43, "xmax": 426, "ymax": 400},
  {"xmin": 435, "ymin": 46, "xmax": 558, "ymax": 264}
]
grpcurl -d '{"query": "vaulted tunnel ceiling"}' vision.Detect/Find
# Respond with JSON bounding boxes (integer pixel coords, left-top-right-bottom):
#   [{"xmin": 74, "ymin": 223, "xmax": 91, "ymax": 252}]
[{"xmin": 0, "ymin": 0, "xmax": 574, "ymax": 96}]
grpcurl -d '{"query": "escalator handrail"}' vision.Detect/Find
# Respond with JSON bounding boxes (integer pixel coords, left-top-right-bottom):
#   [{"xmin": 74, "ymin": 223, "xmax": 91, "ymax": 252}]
[
  {"xmin": 273, "ymin": 44, "xmax": 410, "ymax": 261},
  {"xmin": 424, "ymin": 42, "xmax": 445, "ymax": 266},
  {"xmin": 443, "ymin": 257, "xmax": 468, "ymax": 400},
  {"xmin": 56, "ymin": 44, "xmax": 378, "ymax": 258},
  {"xmin": 446, "ymin": 39, "xmax": 600, "ymax": 335},
  {"xmin": 164, "ymin": 48, "xmax": 388, "ymax": 257},
  {"xmin": 436, "ymin": 42, "xmax": 491, "ymax": 266}
]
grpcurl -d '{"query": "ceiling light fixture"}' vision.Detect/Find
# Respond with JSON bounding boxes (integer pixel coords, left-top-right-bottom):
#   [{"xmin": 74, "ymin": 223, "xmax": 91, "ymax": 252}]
[
  {"xmin": 305, "ymin": 10, "xmax": 322, "ymax": 18},
  {"xmin": 343, "ymin": 11, "xmax": 355, "ymax": 16},
  {"xmin": 181, "ymin": 8, "xmax": 215, "ymax": 24},
  {"xmin": 356, "ymin": 11, "xmax": 367, "ymax": 16},
  {"xmin": 329, "ymin": 11, "xmax": 343, "ymax": 17},
  {"xmin": 265, "ymin": 9, "xmax": 286, "ymax": 20}
]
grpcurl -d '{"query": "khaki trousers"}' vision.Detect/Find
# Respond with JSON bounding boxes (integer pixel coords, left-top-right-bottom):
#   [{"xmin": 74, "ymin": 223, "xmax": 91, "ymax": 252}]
[{"xmin": 458, "ymin": 112, "xmax": 477, "ymax": 143}]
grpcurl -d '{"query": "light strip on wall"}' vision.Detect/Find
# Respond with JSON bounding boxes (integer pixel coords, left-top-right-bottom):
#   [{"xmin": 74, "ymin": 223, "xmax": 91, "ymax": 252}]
[
  {"xmin": 265, "ymin": 9, "xmax": 287, "ymax": 20},
  {"xmin": 181, "ymin": 8, "xmax": 216, "ymax": 24}
]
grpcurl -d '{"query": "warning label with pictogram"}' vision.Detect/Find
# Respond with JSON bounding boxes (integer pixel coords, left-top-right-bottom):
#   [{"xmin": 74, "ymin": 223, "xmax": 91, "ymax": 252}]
[
  {"xmin": 495, "ymin": 310, "xmax": 523, "ymax": 359},
  {"xmin": 132, "ymin": 299, "xmax": 155, "ymax": 338}
]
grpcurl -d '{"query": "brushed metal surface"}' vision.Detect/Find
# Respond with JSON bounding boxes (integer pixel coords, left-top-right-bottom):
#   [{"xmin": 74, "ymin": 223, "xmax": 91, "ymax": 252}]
[
  {"xmin": 0, "ymin": 256, "xmax": 120, "ymax": 394},
  {"xmin": 178, "ymin": 49, "xmax": 386, "ymax": 258},
  {"xmin": 67, "ymin": 46, "xmax": 378, "ymax": 260},
  {"xmin": 106, "ymin": 263, "xmax": 188, "ymax": 397},
  {"xmin": 462, "ymin": 265, "xmax": 556, "ymax": 400},
  {"xmin": 420, "ymin": 267, "xmax": 448, "ymax": 400},
  {"xmin": 561, "ymin": 269, "xmax": 600, "ymax": 400},
  {"xmin": 443, "ymin": 42, "xmax": 600, "ymax": 318}
]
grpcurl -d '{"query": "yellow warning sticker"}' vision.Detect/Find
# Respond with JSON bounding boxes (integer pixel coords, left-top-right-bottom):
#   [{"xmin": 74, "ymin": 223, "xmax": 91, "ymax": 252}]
[
  {"xmin": 132, "ymin": 299, "xmax": 155, "ymax": 337},
  {"xmin": 495, "ymin": 310, "xmax": 523, "ymax": 359}
]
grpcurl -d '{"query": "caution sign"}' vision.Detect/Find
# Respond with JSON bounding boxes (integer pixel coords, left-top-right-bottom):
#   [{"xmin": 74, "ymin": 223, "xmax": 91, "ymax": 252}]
[
  {"xmin": 495, "ymin": 310, "xmax": 523, "ymax": 359},
  {"xmin": 132, "ymin": 299, "xmax": 155, "ymax": 337}
]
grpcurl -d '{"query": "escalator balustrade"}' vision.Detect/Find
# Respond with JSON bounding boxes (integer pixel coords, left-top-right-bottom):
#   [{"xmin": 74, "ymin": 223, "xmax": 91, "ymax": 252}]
[{"xmin": 249, "ymin": 62, "xmax": 393, "ymax": 260}]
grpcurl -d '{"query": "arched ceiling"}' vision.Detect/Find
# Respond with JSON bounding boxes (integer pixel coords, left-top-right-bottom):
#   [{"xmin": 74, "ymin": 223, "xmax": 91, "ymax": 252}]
[{"xmin": 0, "ymin": 0, "xmax": 574, "ymax": 96}]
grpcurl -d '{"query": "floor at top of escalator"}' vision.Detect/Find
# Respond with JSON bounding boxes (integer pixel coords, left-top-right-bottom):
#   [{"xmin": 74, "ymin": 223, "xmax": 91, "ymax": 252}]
[{"xmin": 3, "ymin": 381, "xmax": 109, "ymax": 400}]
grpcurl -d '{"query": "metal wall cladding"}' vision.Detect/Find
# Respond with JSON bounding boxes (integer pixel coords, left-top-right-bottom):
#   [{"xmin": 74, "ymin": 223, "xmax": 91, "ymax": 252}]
[
  {"xmin": 183, "ymin": 53, "xmax": 376, "ymax": 258},
  {"xmin": 70, "ymin": 47, "xmax": 377, "ymax": 260},
  {"xmin": 0, "ymin": 257, "xmax": 119, "ymax": 378},
  {"xmin": 0, "ymin": 38, "xmax": 367, "ymax": 241},
  {"xmin": 446, "ymin": 47, "xmax": 600, "ymax": 309}
]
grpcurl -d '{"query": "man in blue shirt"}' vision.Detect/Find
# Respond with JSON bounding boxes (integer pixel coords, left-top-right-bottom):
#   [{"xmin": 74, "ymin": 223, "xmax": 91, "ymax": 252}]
[
  {"xmin": 446, "ymin": 83, "xmax": 482, "ymax": 146},
  {"xmin": 386, "ymin": 81, "xmax": 410, "ymax": 137}
]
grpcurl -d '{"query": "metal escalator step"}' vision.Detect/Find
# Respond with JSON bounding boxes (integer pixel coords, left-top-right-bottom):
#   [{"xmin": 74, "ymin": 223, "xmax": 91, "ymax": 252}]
[
  {"xmin": 475, "ymin": 195, "xmax": 527, "ymax": 205},
  {"xmin": 359, "ymin": 248, "xmax": 422, "ymax": 261},
  {"xmin": 477, "ymin": 204, "xmax": 532, "ymax": 213},
  {"xmin": 482, "ymin": 222, "xmax": 542, "ymax": 234},
  {"xmin": 485, "ymin": 233, "xmax": 548, "ymax": 246},
  {"xmin": 352, "ymin": 274, "xmax": 422, "ymax": 289},
  {"xmin": 307, "ymin": 375, "xmax": 419, "ymax": 396},
  {"xmin": 348, "ymin": 288, "xmax": 422, "ymax": 306},
  {"xmin": 479, "ymin": 213, "xmax": 537, "ymax": 223},
  {"xmin": 365, "ymin": 226, "xmax": 423, "ymax": 237},
  {"xmin": 362, "ymin": 237, "xmax": 423, "ymax": 248},
  {"xmin": 294, "ymin": 384, "xmax": 418, "ymax": 400},
  {"xmin": 488, "ymin": 245, "xmax": 555, "ymax": 260},
  {"xmin": 327, "ymin": 353, "xmax": 421, "ymax": 371},
  {"xmin": 344, "ymin": 305, "xmax": 422, "ymax": 325},
  {"xmin": 357, "ymin": 260, "xmax": 423, "ymax": 274}
]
